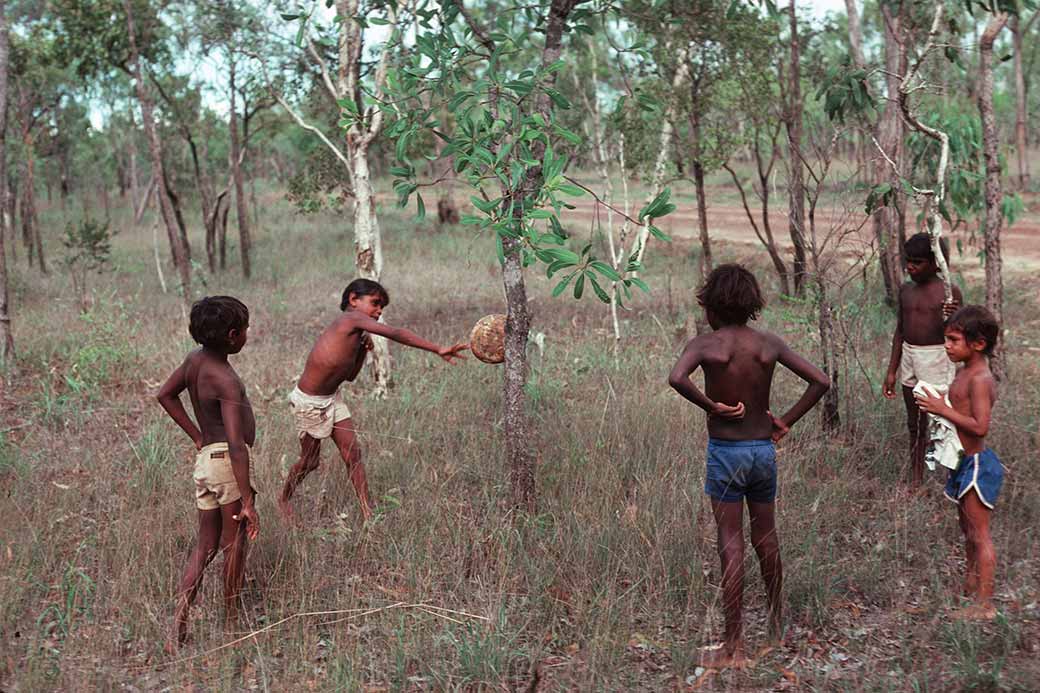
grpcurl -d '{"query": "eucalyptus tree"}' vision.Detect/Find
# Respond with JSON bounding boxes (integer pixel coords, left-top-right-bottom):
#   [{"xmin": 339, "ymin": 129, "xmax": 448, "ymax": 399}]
[
  {"xmin": 1010, "ymin": 5, "xmax": 1038, "ymax": 188},
  {"xmin": 7, "ymin": 13, "xmax": 68, "ymax": 274},
  {"xmin": 53, "ymin": 0, "xmax": 193, "ymax": 301},
  {"xmin": 0, "ymin": 0, "xmax": 12, "ymax": 364},
  {"xmin": 381, "ymin": 0, "xmax": 674, "ymax": 509}
]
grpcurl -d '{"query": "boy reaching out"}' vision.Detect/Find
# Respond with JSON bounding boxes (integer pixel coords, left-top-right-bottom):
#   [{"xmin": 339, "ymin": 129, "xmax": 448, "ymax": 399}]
[
  {"xmin": 668, "ymin": 264, "xmax": 829, "ymax": 668},
  {"xmin": 278, "ymin": 279, "xmax": 468, "ymax": 523},
  {"xmin": 157, "ymin": 296, "xmax": 259, "ymax": 650},
  {"xmin": 915, "ymin": 306, "xmax": 1003, "ymax": 620},
  {"xmin": 883, "ymin": 233, "xmax": 963, "ymax": 487}
]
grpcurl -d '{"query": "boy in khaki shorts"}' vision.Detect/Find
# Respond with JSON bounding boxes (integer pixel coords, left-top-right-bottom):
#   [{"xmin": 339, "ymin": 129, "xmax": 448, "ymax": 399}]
[
  {"xmin": 279, "ymin": 278, "xmax": 467, "ymax": 523},
  {"xmin": 882, "ymin": 233, "xmax": 963, "ymax": 487},
  {"xmin": 157, "ymin": 296, "xmax": 259, "ymax": 650}
]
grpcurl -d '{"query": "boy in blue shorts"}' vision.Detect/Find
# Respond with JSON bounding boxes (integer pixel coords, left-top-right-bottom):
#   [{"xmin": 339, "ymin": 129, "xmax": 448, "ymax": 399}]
[
  {"xmin": 915, "ymin": 305, "xmax": 1003, "ymax": 620},
  {"xmin": 669, "ymin": 264, "xmax": 830, "ymax": 667}
]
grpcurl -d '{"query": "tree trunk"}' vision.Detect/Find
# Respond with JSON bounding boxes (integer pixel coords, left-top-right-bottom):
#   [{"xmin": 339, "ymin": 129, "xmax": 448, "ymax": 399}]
[
  {"xmin": 124, "ymin": 0, "xmax": 191, "ymax": 304},
  {"xmin": 0, "ymin": 0, "xmax": 13, "ymax": 363},
  {"xmin": 816, "ymin": 273, "xmax": 840, "ymax": 429},
  {"xmin": 1012, "ymin": 15, "xmax": 1029, "ymax": 189},
  {"xmin": 219, "ymin": 196, "xmax": 229, "ymax": 269},
  {"xmin": 22, "ymin": 132, "xmax": 45, "ymax": 274},
  {"xmin": 5, "ymin": 176, "xmax": 14, "ymax": 264},
  {"xmin": 844, "ymin": 0, "xmax": 867, "ymax": 182},
  {"xmin": 634, "ymin": 43, "xmax": 690, "ymax": 267},
  {"xmin": 873, "ymin": 2, "xmax": 907, "ymax": 306},
  {"xmin": 690, "ymin": 117, "xmax": 713, "ymax": 283},
  {"xmin": 229, "ymin": 55, "xmax": 251, "ymax": 278},
  {"xmin": 498, "ymin": 0, "xmax": 578, "ymax": 512},
  {"xmin": 161, "ymin": 165, "xmax": 190, "ymax": 260},
  {"xmin": 128, "ymin": 105, "xmax": 140, "ymax": 214},
  {"xmin": 784, "ymin": 1, "xmax": 807, "ymax": 296},
  {"xmin": 979, "ymin": 12, "xmax": 1009, "ymax": 379},
  {"xmin": 350, "ymin": 146, "xmax": 392, "ymax": 394}
]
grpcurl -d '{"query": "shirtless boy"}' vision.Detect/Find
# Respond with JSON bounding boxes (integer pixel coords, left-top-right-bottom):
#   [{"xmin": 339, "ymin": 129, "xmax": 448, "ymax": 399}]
[
  {"xmin": 915, "ymin": 306, "xmax": 1003, "ymax": 620},
  {"xmin": 279, "ymin": 278, "xmax": 467, "ymax": 522},
  {"xmin": 668, "ymin": 264, "xmax": 830, "ymax": 668},
  {"xmin": 157, "ymin": 296, "xmax": 259, "ymax": 649},
  {"xmin": 883, "ymin": 233, "xmax": 962, "ymax": 487}
]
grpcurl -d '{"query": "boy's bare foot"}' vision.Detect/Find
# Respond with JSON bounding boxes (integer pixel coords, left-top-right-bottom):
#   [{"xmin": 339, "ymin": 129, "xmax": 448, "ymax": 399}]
[
  {"xmin": 953, "ymin": 604, "xmax": 997, "ymax": 621},
  {"xmin": 699, "ymin": 642, "xmax": 750, "ymax": 669},
  {"xmin": 962, "ymin": 578, "xmax": 979, "ymax": 598}
]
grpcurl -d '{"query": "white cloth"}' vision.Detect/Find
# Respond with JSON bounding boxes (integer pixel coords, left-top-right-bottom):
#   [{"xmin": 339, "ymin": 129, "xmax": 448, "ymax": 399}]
[{"xmin": 912, "ymin": 381, "xmax": 963, "ymax": 471}]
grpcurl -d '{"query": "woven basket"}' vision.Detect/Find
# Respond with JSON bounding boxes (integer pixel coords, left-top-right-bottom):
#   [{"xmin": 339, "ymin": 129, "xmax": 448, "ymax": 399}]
[{"xmin": 470, "ymin": 314, "xmax": 506, "ymax": 364}]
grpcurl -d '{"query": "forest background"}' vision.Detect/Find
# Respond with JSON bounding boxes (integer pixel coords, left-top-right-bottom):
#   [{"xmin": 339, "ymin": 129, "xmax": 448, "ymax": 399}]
[{"xmin": 1, "ymin": 0, "xmax": 1040, "ymax": 689}]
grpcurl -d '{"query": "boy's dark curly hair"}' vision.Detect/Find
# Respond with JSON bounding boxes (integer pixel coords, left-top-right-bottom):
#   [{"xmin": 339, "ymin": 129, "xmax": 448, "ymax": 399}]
[
  {"xmin": 189, "ymin": 296, "xmax": 249, "ymax": 350},
  {"xmin": 945, "ymin": 304, "xmax": 1000, "ymax": 357},
  {"xmin": 340, "ymin": 278, "xmax": 390, "ymax": 311},
  {"xmin": 904, "ymin": 232, "xmax": 950, "ymax": 264},
  {"xmin": 697, "ymin": 263, "xmax": 765, "ymax": 325}
]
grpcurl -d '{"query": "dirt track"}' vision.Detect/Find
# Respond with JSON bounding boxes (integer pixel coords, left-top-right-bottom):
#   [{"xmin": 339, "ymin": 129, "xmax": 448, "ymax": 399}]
[{"xmin": 562, "ymin": 193, "xmax": 1040, "ymax": 273}]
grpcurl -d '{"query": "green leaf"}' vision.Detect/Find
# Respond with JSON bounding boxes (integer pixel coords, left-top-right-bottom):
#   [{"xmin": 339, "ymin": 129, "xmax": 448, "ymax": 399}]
[
  {"xmin": 280, "ymin": 12, "xmax": 301, "ymax": 20},
  {"xmin": 527, "ymin": 209, "xmax": 553, "ymax": 219},
  {"xmin": 648, "ymin": 225, "xmax": 671, "ymax": 241},
  {"xmin": 471, "ymin": 196, "xmax": 500, "ymax": 213},
  {"xmin": 553, "ymin": 125, "xmax": 583, "ymax": 145},
  {"xmin": 627, "ymin": 277, "xmax": 650, "ymax": 293},
  {"xmin": 546, "ymin": 259, "xmax": 572, "ymax": 278},
  {"xmin": 556, "ymin": 183, "xmax": 585, "ymax": 196},
  {"xmin": 369, "ymin": 16, "xmax": 390, "ymax": 25},
  {"xmin": 590, "ymin": 261, "xmax": 621, "ymax": 281},
  {"xmin": 588, "ymin": 274, "xmax": 611, "ymax": 303},
  {"xmin": 545, "ymin": 89, "xmax": 572, "ymax": 110},
  {"xmin": 542, "ymin": 247, "xmax": 581, "ymax": 264},
  {"xmin": 552, "ymin": 272, "xmax": 576, "ymax": 297},
  {"xmin": 573, "ymin": 273, "xmax": 585, "ymax": 299},
  {"xmin": 415, "ymin": 193, "xmax": 426, "ymax": 221}
]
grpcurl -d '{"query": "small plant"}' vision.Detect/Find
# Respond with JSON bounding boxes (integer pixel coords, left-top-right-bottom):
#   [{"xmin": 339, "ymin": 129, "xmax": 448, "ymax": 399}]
[{"xmin": 62, "ymin": 218, "xmax": 112, "ymax": 312}]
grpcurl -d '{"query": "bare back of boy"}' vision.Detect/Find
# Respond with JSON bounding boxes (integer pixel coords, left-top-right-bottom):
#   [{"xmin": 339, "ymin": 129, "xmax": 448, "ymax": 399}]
[{"xmin": 695, "ymin": 326, "xmax": 783, "ymax": 441}]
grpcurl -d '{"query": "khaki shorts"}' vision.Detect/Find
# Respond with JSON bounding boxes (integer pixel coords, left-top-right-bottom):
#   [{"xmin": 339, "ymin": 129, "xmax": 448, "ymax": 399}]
[
  {"xmin": 193, "ymin": 442, "xmax": 242, "ymax": 511},
  {"xmin": 899, "ymin": 342, "xmax": 955, "ymax": 388},
  {"xmin": 289, "ymin": 385, "xmax": 351, "ymax": 439}
]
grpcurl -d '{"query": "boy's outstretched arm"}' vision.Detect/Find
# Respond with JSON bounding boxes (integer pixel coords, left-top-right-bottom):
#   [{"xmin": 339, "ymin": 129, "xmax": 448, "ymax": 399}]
[
  {"xmin": 883, "ymin": 289, "xmax": 904, "ymax": 399},
  {"xmin": 157, "ymin": 360, "xmax": 203, "ymax": 449},
  {"xmin": 217, "ymin": 377, "xmax": 259, "ymax": 539},
  {"xmin": 668, "ymin": 341, "xmax": 745, "ymax": 418},
  {"xmin": 358, "ymin": 316, "xmax": 468, "ymax": 363},
  {"xmin": 774, "ymin": 341, "xmax": 830, "ymax": 435}
]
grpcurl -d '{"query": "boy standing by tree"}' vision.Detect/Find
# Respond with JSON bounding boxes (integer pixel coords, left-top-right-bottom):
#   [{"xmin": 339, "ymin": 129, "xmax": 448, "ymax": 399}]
[
  {"xmin": 278, "ymin": 279, "xmax": 467, "ymax": 523},
  {"xmin": 883, "ymin": 233, "xmax": 962, "ymax": 487},
  {"xmin": 669, "ymin": 264, "xmax": 830, "ymax": 668},
  {"xmin": 915, "ymin": 306, "xmax": 1003, "ymax": 620},
  {"xmin": 157, "ymin": 296, "xmax": 259, "ymax": 650}
]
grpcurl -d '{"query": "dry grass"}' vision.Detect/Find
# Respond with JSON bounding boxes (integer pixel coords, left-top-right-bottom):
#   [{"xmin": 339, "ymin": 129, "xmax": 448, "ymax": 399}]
[{"xmin": 1, "ymin": 188, "xmax": 1039, "ymax": 691}]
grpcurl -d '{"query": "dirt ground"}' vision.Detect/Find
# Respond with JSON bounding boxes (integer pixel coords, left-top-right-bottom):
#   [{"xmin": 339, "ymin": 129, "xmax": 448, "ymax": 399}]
[{"xmin": 563, "ymin": 189, "xmax": 1040, "ymax": 273}]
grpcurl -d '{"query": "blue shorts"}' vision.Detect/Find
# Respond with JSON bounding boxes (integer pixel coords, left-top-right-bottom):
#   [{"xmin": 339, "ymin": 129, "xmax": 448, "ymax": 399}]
[
  {"xmin": 945, "ymin": 448, "xmax": 1003, "ymax": 510},
  {"xmin": 704, "ymin": 438, "xmax": 777, "ymax": 504}
]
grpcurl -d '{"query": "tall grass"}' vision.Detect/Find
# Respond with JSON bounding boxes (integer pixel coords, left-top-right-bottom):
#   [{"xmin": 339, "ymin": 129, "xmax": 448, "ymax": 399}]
[{"xmin": 1, "ymin": 186, "xmax": 1038, "ymax": 690}]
